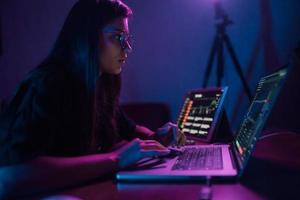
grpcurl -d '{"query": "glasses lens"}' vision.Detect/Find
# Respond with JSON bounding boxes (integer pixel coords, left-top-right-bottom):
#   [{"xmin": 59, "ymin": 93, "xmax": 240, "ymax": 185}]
[
  {"xmin": 119, "ymin": 34, "xmax": 132, "ymax": 51},
  {"xmin": 102, "ymin": 26, "xmax": 133, "ymax": 52}
]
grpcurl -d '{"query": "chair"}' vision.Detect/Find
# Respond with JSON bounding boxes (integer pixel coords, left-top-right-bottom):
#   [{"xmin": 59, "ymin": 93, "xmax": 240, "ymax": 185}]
[{"xmin": 120, "ymin": 102, "xmax": 171, "ymax": 131}]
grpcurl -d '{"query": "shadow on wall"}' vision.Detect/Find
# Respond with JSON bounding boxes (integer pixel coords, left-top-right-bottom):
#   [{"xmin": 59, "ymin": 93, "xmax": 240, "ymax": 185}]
[
  {"xmin": 265, "ymin": 44, "xmax": 300, "ymax": 132},
  {"xmin": 0, "ymin": 14, "xmax": 2, "ymax": 57},
  {"xmin": 231, "ymin": 0, "xmax": 280, "ymax": 126}
]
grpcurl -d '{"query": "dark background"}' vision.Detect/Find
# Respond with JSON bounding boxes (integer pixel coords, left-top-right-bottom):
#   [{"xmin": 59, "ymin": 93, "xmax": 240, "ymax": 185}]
[{"xmin": 0, "ymin": 0, "xmax": 299, "ymax": 132}]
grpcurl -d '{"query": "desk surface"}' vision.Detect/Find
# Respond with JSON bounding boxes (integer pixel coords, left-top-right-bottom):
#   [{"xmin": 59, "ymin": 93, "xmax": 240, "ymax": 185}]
[{"xmin": 26, "ymin": 132, "xmax": 300, "ymax": 200}]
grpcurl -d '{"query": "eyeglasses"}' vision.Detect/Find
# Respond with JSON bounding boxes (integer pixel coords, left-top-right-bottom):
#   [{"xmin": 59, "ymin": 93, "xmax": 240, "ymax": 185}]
[{"xmin": 102, "ymin": 26, "xmax": 133, "ymax": 52}]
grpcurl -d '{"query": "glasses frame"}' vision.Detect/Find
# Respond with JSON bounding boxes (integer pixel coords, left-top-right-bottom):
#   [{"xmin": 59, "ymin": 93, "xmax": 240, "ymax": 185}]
[{"xmin": 102, "ymin": 26, "xmax": 133, "ymax": 52}]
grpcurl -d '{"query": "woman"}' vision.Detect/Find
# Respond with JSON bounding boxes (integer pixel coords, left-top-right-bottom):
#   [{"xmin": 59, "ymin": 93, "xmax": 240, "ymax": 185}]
[{"xmin": 0, "ymin": 0, "xmax": 185, "ymax": 198}]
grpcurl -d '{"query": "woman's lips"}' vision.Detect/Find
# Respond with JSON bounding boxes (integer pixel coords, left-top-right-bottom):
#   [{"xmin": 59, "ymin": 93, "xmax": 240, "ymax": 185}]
[{"xmin": 119, "ymin": 59, "xmax": 126, "ymax": 64}]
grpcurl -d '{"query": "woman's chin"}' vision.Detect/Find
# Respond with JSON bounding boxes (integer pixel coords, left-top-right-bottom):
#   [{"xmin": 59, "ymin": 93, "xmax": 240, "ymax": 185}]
[
  {"xmin": 111, "ymin": 67, "xmax": 122, "ymax": 75},
  {"xmin": 102, "ymin": 64, "xmax": 123, "ymax": 75}
]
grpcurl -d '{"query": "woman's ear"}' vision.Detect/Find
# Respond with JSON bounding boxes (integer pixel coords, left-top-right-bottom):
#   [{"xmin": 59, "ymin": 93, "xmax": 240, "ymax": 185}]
[
  {"xmin": 98, "ymin": 32, "xmax": 105, "ymax": 76},
  {"xmin": 98, "ymin": 32, "xmax": 105, "ymax": 48},
  {"xmin": 98, "ymin": 69, "xmax": 102, "ymax": 77}
]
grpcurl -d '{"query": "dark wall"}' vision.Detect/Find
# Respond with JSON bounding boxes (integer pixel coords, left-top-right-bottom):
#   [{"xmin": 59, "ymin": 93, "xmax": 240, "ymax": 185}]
[
  {"xmin": 266, "ymin": 46, "xmax": 300, "ymax": 132},
  {"xmin": 0, "ymin": 0, "xmax": 300, "ymax": 131}
]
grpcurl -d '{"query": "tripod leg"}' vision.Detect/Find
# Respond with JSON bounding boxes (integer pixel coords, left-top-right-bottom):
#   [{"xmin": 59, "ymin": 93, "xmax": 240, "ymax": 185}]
[
  {"xmin": 217, "ymin": 36, "xmax": 224, "ymax": 87},
  {"xmin": 202, "ymin": 35, "xmax": 218, "ymax": 88},
  {"xmin": 224, "ymin": 34, "xmax": 253, "ymax": 100}
]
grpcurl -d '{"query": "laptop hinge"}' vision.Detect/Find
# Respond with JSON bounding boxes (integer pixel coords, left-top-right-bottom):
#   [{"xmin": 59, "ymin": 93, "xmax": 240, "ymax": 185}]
[{"xmin": 229, "ymin": 143, "xmax": 241, "ymax": 171}]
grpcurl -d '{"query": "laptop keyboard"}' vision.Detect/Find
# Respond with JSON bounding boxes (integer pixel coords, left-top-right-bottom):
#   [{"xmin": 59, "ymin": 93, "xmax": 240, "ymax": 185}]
[{"xmin": 171, "ymin": 147, "xmax": 223, "ymax": 170}]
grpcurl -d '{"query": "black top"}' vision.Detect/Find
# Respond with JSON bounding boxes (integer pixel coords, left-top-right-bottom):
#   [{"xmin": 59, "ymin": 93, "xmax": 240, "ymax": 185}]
[{"xmin": 0, "ymin": 66, "xmax": 136, "ymax": 166}]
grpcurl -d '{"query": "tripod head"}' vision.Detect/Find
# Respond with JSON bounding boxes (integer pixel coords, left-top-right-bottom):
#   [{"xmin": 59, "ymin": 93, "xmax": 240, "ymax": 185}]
[
  {"xmin": 213, "ymin": 0, "xmax": 233, "ymax": 31},
  {"xmin": 202, "ymin": 0, "xmax": 253, "ymax": 100}
]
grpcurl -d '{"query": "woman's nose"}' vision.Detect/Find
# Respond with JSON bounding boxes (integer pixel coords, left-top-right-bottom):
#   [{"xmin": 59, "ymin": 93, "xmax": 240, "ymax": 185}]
[{"xmin": 123, "ymin": 40, "xmax": 132, "ymax": 53}]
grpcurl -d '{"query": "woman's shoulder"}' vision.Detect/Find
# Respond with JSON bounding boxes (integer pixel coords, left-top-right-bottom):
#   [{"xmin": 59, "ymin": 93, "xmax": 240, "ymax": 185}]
[
  {"xmin": 4, "ymin": 62, "xmax": 69, "ymax": 115},
  {"xmin": 21, "ymin": 63, "xmax": 69, "ymax": 97},
  {"xmin": 0, "ymin": 62, "xmax": 67, "ymax": 120}
]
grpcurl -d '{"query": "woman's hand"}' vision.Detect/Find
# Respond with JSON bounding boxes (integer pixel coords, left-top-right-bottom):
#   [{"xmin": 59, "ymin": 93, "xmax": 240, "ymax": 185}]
[
  {"xmin": 154, "ymin": 122, "xmax": 186, "ymax": 146},
  {"xmin": 113, "ymin": 138, "xmax": 170, "ymax": 169}
]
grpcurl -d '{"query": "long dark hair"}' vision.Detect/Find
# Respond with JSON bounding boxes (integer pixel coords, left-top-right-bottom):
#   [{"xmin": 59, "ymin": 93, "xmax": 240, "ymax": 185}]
[{"xmin": 31, "ymin": 0, "xmax": 133, "ymax": 153}]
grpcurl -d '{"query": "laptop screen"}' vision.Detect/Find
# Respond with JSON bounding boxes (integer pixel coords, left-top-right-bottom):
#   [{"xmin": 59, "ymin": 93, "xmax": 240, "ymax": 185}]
[
  {"xmin": 177, "ymin": 87, "xmax": 228, "ymax": 142},
  {"xmin": 233, "ymin": 67, "xmax": 289, "ymax": 170}
]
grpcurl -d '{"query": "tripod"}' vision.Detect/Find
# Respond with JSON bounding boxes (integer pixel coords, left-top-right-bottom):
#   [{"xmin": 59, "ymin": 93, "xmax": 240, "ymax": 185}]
[{"xmin": 202, "ymin": 2, "xmax": 252, "ymax": 101}]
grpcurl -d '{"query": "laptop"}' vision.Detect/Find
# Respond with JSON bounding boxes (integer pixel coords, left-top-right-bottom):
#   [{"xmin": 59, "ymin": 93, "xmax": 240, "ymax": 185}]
[{"xmin": 117, "ymin": 67, "xmax": 289, "ymax": 181}]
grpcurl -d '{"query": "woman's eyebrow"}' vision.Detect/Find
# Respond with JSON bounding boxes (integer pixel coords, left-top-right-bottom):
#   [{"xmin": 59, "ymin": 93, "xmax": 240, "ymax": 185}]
[
  {"xmin": 103, "ymin": 26, "xmax": 128, "ymax": 34},
  {"xmin": 113, "ymin": 28, "xmax": 129, "ymax": 34},
  {"xmin": 114, "ymin": 28, "xmax": 126, "ymax": 32}
]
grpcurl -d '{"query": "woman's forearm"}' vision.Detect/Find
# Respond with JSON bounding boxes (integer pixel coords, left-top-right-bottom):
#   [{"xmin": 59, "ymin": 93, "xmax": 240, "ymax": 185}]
[
  {"xmin": 134, "ymin": 125, "xmax": 155, "ymax": 140},
  {"xmin": 134, "ymin": 125, "xmax": 167, "ymax": 144},
  {"xmin": 0, "ymin": 153, "xmax": 119, "ymax": 199}
]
